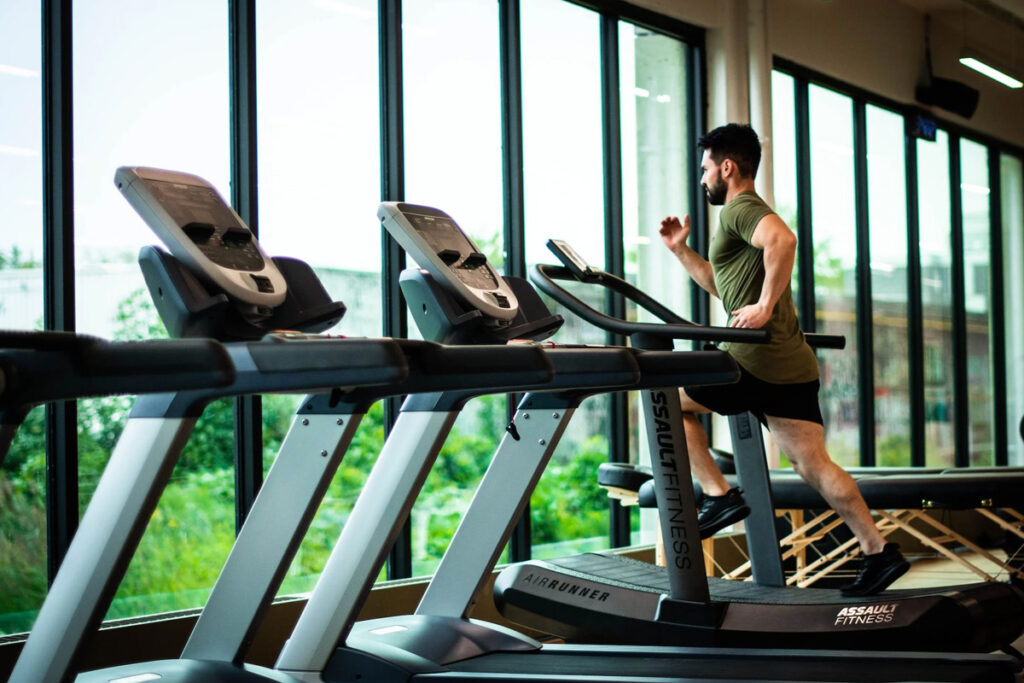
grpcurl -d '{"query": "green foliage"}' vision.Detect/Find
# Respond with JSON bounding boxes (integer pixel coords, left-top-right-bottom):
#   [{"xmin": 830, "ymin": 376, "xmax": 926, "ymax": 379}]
[
  {"xmin": 0, "ymin": 246, "xmax": 41, "ymax": 270},
  {"xmin": 877, "ymin": 432, "xmax": 912, "ymax": 467},
  {"xmin": 106, "ymin": 467, "xmax": 236, "ymax": 619},
  {"xmin": 531, "ymin": 435, "xmax": 610, "ymax": 546}
]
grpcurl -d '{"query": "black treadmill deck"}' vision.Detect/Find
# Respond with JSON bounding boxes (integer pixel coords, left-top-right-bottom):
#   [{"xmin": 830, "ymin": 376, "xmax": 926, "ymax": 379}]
[{"xmin": 495, "ymin": 552, "xmax": 1024, "ymax": 652}]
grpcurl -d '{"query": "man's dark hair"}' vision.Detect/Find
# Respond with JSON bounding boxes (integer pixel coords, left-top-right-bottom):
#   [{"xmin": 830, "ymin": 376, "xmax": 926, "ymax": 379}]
[{"xmin": 698, "ymin": 123, "xmax": 761, "ymax": 179}]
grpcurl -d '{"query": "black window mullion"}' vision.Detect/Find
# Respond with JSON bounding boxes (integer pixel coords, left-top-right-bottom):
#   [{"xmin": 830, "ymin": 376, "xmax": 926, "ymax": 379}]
[
  {"xmin": 688, "ymin": 43, "xmax": 714, "ymax": 454},
  {"xmin": 949, "ymin": 134, "xmax": 969, "ymax": 468},
  {"xmin": 989, "ymin": 149, "xmax": 1008, "ymax": 466},
  {"xmin": 904, "ymin": 120, "xmax": 926, "ymax": 467},
  {"xmin": 599, "ymin": 14, "xmax": 630, "ymax": 549},
  {"xmin": 688, "ymin": 43, "xmax": 709, "ymax": 329},
  {"xmin": 228, "ymin": 0, "xmax": 263, "ymax": 530},
  {"xmin": 42, "ymin": 0, "xmax": 78, "ymax": 583},
  {"xmin": 379, "ymin": 0, "xmax": 411, "ymax": 580},
  {"xmin": 853, "ymin": 102, "xmax": 876, "ymax": 467},
  {"xmin": 498, "ymin": 0, "xmax": 532, "ymax": 562},
  {"xmin": 793, "ymin": 78, "xmax": 815, "ymax": 333}
]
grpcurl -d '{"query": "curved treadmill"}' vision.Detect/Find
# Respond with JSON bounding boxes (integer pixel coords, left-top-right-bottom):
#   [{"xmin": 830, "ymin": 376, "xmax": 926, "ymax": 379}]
[{"xmin": 489, "ymin": 247, "xmax": 1024, "ymax": 655}]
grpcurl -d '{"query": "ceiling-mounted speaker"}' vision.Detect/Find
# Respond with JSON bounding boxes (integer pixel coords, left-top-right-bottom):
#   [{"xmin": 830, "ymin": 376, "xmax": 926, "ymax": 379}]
[{"xmin": 915, "ymin": 77, "xmax": 980, "ymax": 119}]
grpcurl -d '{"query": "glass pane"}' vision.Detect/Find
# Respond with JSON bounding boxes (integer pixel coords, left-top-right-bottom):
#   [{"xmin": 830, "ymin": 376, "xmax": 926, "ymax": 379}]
[
  {"xmin": 256, "ymin": 0, "xmax": 384, "ymax": 595},
  {"xmin": 808, "ymin": 85, "xmax": 858, "ymax": 466},
  {"xmin": 522, "ymin": 0, "xmax": 603, "ymax": 273},
  {"xmin": 621, "ymin": 23, "xmax": 692, "ymax": 322},
  {"xmin": 960, "ymin": 138, "xmax": 993, "ymax": 467},
  {"xmin": 520, "ymin": 0, "xmax": 610, "ymax": 558},
  {"xmin": 256, "ymin": 0, "xmax": 381, "ymax": 336},
  {"xmin": 403, "ymin": 0, "xmax": 503, "ymax": 575},
  {"xmin": 619, "ymin": 20, "xmax": 695, "ymax": 544},
  {"xmin": 918, "ymin": 131, "xmax": 955, "ymax": 467},
  {"xmin": 0, "ymin": 1, "xmax": 45, "ymax": 635},
  {"xmin": 771, "ymin": 70, "xmax": 800, "ymax": 305},
  {"xmin": 73, "ymin": 0, "xmax": 233, "ymax": 621},
  {"xmin": 404, "ymin": 0, "xmax": 502, "ymax": 267},
  {"xmin": 866, "ymin": 105, "xmax": 910, "ymax": 467},
  {"xmin": 1002, "ymin": 154, "xmax": 1024, "ymax": 467}
]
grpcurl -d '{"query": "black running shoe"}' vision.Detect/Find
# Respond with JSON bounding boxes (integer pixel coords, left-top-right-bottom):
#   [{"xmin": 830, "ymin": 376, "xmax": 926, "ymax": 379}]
[
  {"xmin": 697, "ymin": 487, "xmax": 750, "ymax": 539},
  {"xmin": 840, "ymin": 543, "xmax": 910, "ymax": 597}
]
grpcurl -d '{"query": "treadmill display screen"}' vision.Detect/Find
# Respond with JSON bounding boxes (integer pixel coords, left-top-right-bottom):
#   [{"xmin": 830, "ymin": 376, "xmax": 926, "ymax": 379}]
[
  {"xmin": 407, "ymin": 213, "xmax": 498, "ymax": 290},
  {"xmin": 146, "ymin": 179, "xmax": 265, "ymax": 272}
]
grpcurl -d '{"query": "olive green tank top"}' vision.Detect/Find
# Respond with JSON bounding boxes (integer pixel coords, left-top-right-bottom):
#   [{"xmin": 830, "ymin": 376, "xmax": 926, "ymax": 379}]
[{"xmin": 710, "ymin": 191, "xmax": 818, "ymax": 384}]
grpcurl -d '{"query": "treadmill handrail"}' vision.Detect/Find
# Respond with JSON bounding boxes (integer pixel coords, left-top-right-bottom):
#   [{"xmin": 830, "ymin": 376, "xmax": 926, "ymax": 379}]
[
  {"xmin": 532, "ymin": 264, "xmax": 846, "ymax": 350},
  {"xmin": 0, "ymin": 333, "xmax": 235, "ymax": 409},
  {"xmin": 531, "ymin": 264, "xmax": 768, "ymax": 345}
]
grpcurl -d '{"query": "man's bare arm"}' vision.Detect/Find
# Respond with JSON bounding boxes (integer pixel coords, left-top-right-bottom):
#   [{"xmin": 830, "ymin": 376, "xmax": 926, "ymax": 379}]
[{"xmin": 659, "ymin": 215, "xmax": 719, "ymax": 298}]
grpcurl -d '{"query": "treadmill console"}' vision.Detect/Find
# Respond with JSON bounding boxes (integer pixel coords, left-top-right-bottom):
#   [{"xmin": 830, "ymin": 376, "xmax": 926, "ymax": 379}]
[
  {"xmin": 546, "ymin": 238, "xmax": 599, "ymax": 282},
  {"xmin": 115, "ymin": 166, "xmax": 286, "ymax": 309},
  {"xmin": 378, "ymin": 202, "xmax": 518, "ymax": 321}
]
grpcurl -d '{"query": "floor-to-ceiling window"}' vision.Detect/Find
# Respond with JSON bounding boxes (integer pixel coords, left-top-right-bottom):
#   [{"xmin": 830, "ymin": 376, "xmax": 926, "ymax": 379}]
[
  {"xmin": 866, "ymin": 105, "xmax": 911, "ymax": 466},
  {"xmin": 402, "ymin": 0, "xmax": 504, "ymax": 576},
  {"xmin": 917, "ymin": 130, "xmax": 956, "ymax": 467},
  {"xmin": 808, "ymin": 85, "xmax": 858, "ymax": 466},
  {"xmin": 71, "ymin": 0, "xmax": 234, "ymax": 623},
  {"xmin": 959, "ymin": 138, "xmax": 994, "ymax": 466},
  {"xmin": 772, "ymin": 62, "xmax": 1022, "ymax": 470},
  {"xmin": 618, "ymin": 19, "xmax": 698, "ymax": 542},
  {"xmin": 0, "ymin": 1, "xmax": 45, "ymax": 637},
  {"xmin": 256, "ymin": 0, "xmax": 385, "ymax": 596},
  {"xmin": 1001, "ymin": 153, "xmax": 1024, "ymax": 466},
  {"xmin": 521, "ymin": 0, "xmax": 610, "ymax": 559}
]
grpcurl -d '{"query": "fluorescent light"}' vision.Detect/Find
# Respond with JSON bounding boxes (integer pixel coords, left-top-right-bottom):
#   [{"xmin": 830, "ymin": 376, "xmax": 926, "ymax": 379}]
[
  {"xmin": 0, "ymin": 64, "xmax": 39, "ymax": 78},
  {"xmin": 655, "ymin": 94, "xmax": 671, "ymax": 103},
  {"xmin": 634, "ymin": 87, "xmax": 650, "ymax": 98},
  {"xmin": 959, "ymin": 48, "xmax": 1023, "ymax": 89},
  {"xmin": 0, "ymin": 145, "xmax": 40, "ymax": 157},
  {"xmin": 960, "ymin": 182, "xmax": 990, "ymax": 195}
]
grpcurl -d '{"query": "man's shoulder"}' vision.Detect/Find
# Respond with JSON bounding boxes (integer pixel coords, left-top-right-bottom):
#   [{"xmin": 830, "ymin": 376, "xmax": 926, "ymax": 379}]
[
  {"xmin": 724, "ymin": 190, "xmax": 771, "ymax": 213},
  {"xmin": 722, "ymin": 191, "xmax": 774, "ymax": 237}
]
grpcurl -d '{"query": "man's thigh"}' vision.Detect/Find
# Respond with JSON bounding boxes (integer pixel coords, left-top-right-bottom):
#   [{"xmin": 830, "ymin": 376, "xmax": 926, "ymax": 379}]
[{"xmin": 764, "ymin": 415, "xmax": 828, "ymax": 460}]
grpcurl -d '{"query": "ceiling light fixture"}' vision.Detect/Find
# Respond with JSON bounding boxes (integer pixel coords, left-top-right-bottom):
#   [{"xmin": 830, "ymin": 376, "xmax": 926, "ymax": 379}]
[{"xmin": 959, "ymin": 48, "xmax": 1023, "ymax": 89}]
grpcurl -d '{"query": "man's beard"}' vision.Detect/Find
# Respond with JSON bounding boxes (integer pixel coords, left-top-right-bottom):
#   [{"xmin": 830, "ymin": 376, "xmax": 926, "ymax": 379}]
[{"xmin": 703, "ymin": 180, "xmax": 727, "ymax": 205}]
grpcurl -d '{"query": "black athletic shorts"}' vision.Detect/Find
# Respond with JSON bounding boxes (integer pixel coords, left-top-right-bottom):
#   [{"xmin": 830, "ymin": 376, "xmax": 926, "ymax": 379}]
[{"xmin": 684, "ymin": 364, "xmax": 823, "ymax": 427}]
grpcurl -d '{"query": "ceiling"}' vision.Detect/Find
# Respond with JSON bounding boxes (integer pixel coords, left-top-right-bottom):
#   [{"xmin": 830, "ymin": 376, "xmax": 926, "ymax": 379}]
[{"xmin": 896, "ymin": 0, "xmax": 1024, "ymax": 72}]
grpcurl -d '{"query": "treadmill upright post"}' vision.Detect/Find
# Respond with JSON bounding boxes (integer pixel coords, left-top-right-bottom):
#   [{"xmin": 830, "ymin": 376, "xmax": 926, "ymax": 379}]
[
  {"xmin": 416, "ymin": 393, "xmax": 577, "ymax": 618},
  {"xmin": 183, "ymin": 404, "xmax": 369, "ymax": 662},
  {"xmin": 633, "ymin": 332, "xmax": 708, "ymax": 603},
  {"xmin": 10, "ymin": 414, "xmax": 197, "ymax": 683},
  {"xmin": 728, "ymin": 411, "xmax": 785, "ymax": 586},
  {"xmin": 275, "ymin": 408, "xmax": 460, "ymax": 676}
]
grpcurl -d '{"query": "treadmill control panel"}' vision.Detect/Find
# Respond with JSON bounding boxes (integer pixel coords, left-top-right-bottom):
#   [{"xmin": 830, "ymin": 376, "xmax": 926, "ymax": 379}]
[
  {"xmin": 116, "ymin": 166, "xmax": 286, "ymax": 308},
  {"xmin": 378, "ymin": 202, "xmax": 518, "ymax": 321}
]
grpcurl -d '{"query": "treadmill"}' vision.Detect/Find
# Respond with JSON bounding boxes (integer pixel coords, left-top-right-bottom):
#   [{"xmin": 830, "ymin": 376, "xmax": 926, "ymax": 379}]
[
  {"xmin": 268, "ymin": 203, "xmax": 1021, "ymax": 682},
  {"xmin": 488, "ymin": 239, "xmax": 1024, "ymax": 654},
  {"xmin": 10, "ymin": 168, "xmax": 555, "ymax": 683}
]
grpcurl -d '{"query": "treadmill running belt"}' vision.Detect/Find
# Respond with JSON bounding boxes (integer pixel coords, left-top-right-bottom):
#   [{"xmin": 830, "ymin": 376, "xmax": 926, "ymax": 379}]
[{"xmin": 548, "ymin": 553, "xmax": 977, "ymax": 604}]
